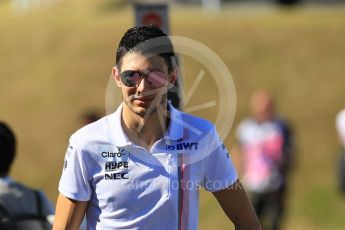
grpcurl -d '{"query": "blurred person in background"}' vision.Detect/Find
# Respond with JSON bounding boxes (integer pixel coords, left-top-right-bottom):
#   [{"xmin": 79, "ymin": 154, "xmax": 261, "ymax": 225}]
[
  {"xmin": 336, "ymin": 109, "xmax": 345, "ymax": 194},
  {"xmin": 53, "ymin": 25, "xmax": 260, "ymax": 230},
  {"xmin": 236, "ymin": 90, "xmax": 294, "ymax": 230},
  {"xmin": 81, "ymin": 110, "xmax": 102, "ymax": 126},
  {"xmin": 276, "ymin": 0, "xmax": 300, "ymax": 5},
  {"xmin": 0, "ymin": 121, "xmax": 54, "ymax": 229}
]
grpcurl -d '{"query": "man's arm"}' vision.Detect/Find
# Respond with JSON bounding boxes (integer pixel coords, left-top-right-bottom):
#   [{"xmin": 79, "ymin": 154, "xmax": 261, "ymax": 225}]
[
  {"xmin": 53, "ymin": 193, "xmax": 88, "ymax": 230},
  {"xmin": 212, "ymin": 179, "xmax": 261, "ymax": 230}
]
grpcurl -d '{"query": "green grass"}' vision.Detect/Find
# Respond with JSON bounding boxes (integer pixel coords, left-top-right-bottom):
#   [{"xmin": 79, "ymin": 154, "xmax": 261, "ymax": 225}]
[{"xmin": 1, "ymin": 1, "xmax": 345, "ymax": 229}]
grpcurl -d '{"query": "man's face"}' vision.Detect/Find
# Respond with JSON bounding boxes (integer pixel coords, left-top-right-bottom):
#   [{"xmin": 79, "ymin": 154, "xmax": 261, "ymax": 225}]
[
  {"xmin": 113, "ymin": 52, "xmax": 176, "ymax": 117},
  {"xmin": 250, "ymin": 91, "xmax": 274, "ymax": 122}
]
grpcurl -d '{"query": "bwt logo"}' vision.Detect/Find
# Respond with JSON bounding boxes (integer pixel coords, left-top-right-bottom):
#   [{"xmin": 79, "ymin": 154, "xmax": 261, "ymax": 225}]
[{"xmin": 166, "ymin": 142, "xmax": 199, "ymax": 151}]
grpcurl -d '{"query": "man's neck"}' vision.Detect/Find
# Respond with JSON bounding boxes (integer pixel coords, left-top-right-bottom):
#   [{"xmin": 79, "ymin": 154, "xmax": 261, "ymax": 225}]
[{"xmin": 121, "ymin": 103, "xmax": 169, "ymax": 150}]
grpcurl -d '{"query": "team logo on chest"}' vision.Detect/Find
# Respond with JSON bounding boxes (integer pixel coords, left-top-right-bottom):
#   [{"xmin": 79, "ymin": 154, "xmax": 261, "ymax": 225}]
[
  {"xmin": 166, "ymin": 142, "xmax": 199, "ymax": 151},
  {"xmin": 98, "ymin": 145, "xmax": 130, "ymax": 180}
]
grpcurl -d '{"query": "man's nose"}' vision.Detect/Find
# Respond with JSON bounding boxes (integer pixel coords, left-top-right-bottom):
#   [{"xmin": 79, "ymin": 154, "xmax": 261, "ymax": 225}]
[{"xmin": 136, "ymin": 76, "xmax": 151, "ymax": 92}]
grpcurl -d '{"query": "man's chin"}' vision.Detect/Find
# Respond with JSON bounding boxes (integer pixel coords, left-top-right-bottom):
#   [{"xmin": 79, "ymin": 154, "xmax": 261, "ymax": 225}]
[
  {"xmin": 124, "ymin": 97, "xmax": 166, "ymax": 118},
  {"xmin": 127, "ymin": 102, "xmax": 155, "ymax": 118},
  {"xmin": 133, "ymin": 99, "xmax": 153, "ymax": 108}
]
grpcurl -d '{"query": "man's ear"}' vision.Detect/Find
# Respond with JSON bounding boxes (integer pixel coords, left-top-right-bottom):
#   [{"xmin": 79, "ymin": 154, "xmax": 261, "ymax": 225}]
[
  {"xmin": 112, "ymin": 67, "xmax": 122, "ymax": 87},
  {"xmin": 168, "ymin": 67, "xmax": 178, "ymax": 89}
]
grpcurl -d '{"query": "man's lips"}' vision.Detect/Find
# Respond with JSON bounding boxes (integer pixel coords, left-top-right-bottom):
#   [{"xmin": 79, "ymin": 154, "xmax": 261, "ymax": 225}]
[{"xmin": 133, "ymin": 97, "xmax": 154, "ymax": 102}]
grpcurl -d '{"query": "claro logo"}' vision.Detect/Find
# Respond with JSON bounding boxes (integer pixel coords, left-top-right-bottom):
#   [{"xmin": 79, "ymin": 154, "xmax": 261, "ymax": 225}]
[
  {"xmin": 166, "ymin": 142, "xmax": 199, "ymax": 151},
  {"xmin": 101, "ymin": 151, "xmax": 125, "ymax": 158}
]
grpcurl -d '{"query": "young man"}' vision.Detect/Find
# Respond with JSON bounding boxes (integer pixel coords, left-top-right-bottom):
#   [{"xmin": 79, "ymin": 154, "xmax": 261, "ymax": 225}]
[
  {"xmin": 236, "ymin": 90, "xmax": 294, "ymax": 230},
  {"xmin": 53, "ymin": 25, "xmax": 260, "ymax": 230},
  {"xmin": 0, "ymin": 122, "xmax": 54, "ymax": 228}
]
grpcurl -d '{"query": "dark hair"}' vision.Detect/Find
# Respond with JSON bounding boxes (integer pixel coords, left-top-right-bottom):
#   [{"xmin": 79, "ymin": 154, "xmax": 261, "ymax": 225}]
[
  {"xmin": 0, "ymin": 122, "xmax": 16, "ymax": 175},
  {"xmin": 115, "ymin": 25, "xmax": 176, "ymax": 72}
]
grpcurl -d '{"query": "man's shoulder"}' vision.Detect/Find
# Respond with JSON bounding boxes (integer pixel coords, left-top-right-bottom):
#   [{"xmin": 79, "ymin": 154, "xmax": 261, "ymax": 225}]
[
  {"xmin": 237, "ymin": 118, "xmax": 256, "ymax": 130},
  {"xmin": 271, "ymin": 118, "xmax": 292, "ymax": 133},
  {"xmin": 177, "ymin": 110, "xmax": 214, "ymax": 132},
  {"xmin": 337, "ymin": 108, "xmax": 345, "ymax": 118},
  {"xmin": 0, "ymin": 179, "xmax": 31, "ymax": 193},
  {"xmin": 0, "ymin": 179, "xmax": 53, "ymax": 222},
  {"xmin": 0, "ymin": 179, "xmax": 36, "ymax": 203},
  {"xmin": 336, "ymin": 108, "xmax": 345, "ymax": 126},
  {"xmin": 237, "ymin": 117, "xmax": 290, "ymax": 130}
]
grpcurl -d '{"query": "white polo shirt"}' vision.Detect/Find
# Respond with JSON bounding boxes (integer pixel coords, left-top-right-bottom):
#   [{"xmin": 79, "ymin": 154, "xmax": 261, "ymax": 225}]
[{"xmin": 58, "ymin": 103, "xmax": 238, "ymax": 230}]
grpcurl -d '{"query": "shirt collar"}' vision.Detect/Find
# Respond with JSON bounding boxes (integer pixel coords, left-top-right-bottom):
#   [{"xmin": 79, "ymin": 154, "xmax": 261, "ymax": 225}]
[
  {"xmin": 108, "ymin": 103, "xmax": 131, "ymax": 147},
  {"xmin": 108, "ymin": 102, "xmax": 184, "ymax": 147},
  {"xmin": 164, "ymin": 101, "xmax": 184, "ymax": 141}
]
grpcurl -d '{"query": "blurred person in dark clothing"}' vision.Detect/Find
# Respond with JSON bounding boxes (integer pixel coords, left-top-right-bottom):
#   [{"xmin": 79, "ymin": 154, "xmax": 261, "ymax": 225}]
[
  {"xmin": 0, "ymin": 121, "xmax": 54, "ymax": 227},
  {"xmin": 276, "ymin": 0, "xmax": 300, "ymax": 5},
  {"xmin": 236, "ymin": 90, "xmax": 294, "ymax": 230}
]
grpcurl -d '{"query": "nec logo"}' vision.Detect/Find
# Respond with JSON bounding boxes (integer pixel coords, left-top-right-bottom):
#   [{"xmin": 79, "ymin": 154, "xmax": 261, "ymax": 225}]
[
  {"xmin": 166, "ymin": 142, "xmax": 199, "ymax": 151},
  {"xmin": 104, "ymin": 172, "xmax": 128, "ymax": 180}
]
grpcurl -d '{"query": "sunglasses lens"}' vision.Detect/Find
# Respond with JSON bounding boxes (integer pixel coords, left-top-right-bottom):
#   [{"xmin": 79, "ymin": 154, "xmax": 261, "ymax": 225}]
[
  {"xmin": 121, "ymin": 71, "xmax": 141, "ymax": 87},
  {"xmin": 120, "ymin": 70, "xmax": 168, "ymax": 88},
  {"xmin": 147, "ymin": 71, "xmax": 168, "ymax": 88}
]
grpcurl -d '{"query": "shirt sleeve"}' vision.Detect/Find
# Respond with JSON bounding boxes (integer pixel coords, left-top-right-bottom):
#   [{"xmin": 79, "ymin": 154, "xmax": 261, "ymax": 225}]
[
  {"xmin": 58, "ymin": 134, "xmax": 92, "ymax": 201},
  {"xmin": 202, "ymin": 127, "xmax": 238, "ymax": 192}
]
